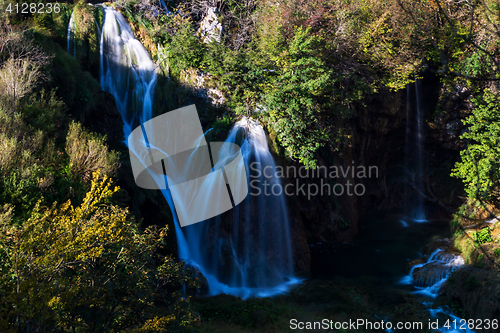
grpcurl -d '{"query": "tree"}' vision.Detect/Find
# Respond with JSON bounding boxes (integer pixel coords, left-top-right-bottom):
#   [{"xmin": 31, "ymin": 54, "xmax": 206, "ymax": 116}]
[
  {"xmin": 0, "ymin": 23, "xmax": 52, "ymax": 112},
  {"xmin": 0, "ymin": 171, "xmax": 200, "ymax": 332},
  {"xmin": 0, "ymin": 57, "xmax": 43, "ymax": 112},
  {"xmin": 264, "ymin": 27, "xmax": 332, "ymax": 167},
  {"xmin": 452, "ymin": 89, "xmax": 500, "ymax": 203}
]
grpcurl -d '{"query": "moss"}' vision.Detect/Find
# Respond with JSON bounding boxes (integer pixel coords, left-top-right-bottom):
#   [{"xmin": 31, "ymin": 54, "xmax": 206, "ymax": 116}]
[{"xmin": 454, "ymin": 233, "xmax": 478, "ymax": 264}]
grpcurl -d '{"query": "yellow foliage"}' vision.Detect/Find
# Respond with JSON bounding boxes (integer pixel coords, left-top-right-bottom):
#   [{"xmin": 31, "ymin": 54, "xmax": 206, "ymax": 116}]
[{"xmin": 141, "ymin": 315, "xmax": 177, "ymax": 332}]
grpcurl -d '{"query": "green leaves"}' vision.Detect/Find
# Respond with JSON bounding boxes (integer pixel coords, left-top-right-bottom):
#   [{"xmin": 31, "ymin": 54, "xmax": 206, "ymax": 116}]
[
  {"xmin": 0, "ymin": 171, "xmax": 200, "ymax": 331},
  {"xmin": 265, "ymin": 27, "xmax": 332, "ymax": 167},
  {"xmin": 452, "ymin": 89, "xmax": 500, "ymax": 201}
]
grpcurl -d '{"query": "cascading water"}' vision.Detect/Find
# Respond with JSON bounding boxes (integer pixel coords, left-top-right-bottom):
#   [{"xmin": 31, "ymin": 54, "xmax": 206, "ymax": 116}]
[
  {"xmin": 97, "ymin": 6, "xmax": 297, "ymax": 298},
  {"xmin": 414, "ymin": 79, "xmax": 426, "ymax": 221},
  {"xmin": 179, "ymin": 118, "xmax": 299, "ymax": 298},
  {"xmin": 404, "ymin": 80, "xmax": 426, "ymax": 222},
  {"xmin": 99, "ymin": 5, "xmax": 157, "ymax": 134},
  {"xmin": 400, "ymin": 247, "xmax": 474, "ymax": 332},
  {"xmin": 67, "ymin": 11, "xmax": 76, "ymax": 58}
]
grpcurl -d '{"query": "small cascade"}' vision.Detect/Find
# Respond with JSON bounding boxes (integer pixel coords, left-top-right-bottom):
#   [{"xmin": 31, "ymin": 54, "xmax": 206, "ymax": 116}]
[
  {"xmin": 407, "ymin": 249, "xmax": 464, "ymax": 292},
  {"xmin": 177, "ymin": 117, "xmax": 299, "ymax": 298},
  {"xmin": 401, "ymin": 247, "xmax": 473, "ymax": 332},
  {"xmin": 67, "ymin": 11, "xmax": 76, "ymax": 58}
]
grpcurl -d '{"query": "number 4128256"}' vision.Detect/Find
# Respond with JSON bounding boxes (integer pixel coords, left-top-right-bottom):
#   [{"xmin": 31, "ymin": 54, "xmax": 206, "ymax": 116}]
[{"xmin": 6, "ymin": 3, "xmax": 60, "ymax": 14}]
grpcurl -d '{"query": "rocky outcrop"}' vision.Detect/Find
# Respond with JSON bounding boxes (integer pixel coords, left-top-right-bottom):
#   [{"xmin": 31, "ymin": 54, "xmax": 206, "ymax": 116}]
[
  {"xmin": 198, "ymin": 7, "xmax": 222, "ymax": 44},
  {"xmin": 441, "ymin": 266, "xmax": 500, "ymax": 331}
]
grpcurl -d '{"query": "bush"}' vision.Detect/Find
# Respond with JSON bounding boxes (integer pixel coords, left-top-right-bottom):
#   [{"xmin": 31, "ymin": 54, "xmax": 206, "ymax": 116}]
[
  {"xmin": 20, "ymin": 89, "xmax": 65, "ymax": 134},
  {"xmin": 65, "ymin": 121, "xmax": 119, "ymax": 182},
  {"xmin": 473, "ymin": 228, "xmax": 493, "ymax": 245},
  {"xmin": 0, "ymin": 171, "xmax": 200, "ymax": 331},
  {"xmin": 0, "ymin": 164, "xmax": 45, "ymax": 217}
]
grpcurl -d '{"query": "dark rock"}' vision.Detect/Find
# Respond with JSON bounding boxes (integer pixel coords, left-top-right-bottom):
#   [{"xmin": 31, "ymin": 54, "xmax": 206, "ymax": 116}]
[{"xmin": 441, "ymin": 266, "xmax": 500, "ymax": 331}]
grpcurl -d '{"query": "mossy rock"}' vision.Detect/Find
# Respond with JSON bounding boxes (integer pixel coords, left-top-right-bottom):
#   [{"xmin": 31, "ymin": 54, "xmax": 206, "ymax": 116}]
[{"xmin": 441, "ymin": 266, "xmax": 500, "ymax": 326}]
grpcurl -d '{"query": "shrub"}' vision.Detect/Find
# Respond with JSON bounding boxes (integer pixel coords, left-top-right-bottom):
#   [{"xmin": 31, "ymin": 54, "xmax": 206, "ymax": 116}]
[
  {"xmin": 0, "ymin": 57, "xmax": 43, "ymax": 111},
  {"xmin": 473, "ymin": 228, "xmax": 493, "ymax": 245},
  {"xmin": 65, "ymin": 121, "xmax": 119, "ymax": 182},
  {"xmin": 0, "ymin": 164, "xmax": 45, "ymax": 217},
  {"xmin": 0, "ymin": 171, "xmax": 200, "ymax": 331},
  {"xmin": 20, "ymin": 89, "xmax": 65, "ymax": 134}
]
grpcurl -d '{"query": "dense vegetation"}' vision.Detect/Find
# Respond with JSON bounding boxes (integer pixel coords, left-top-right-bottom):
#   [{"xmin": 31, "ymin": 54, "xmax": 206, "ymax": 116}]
[{"xmin": 0, "ymin": 0, "xmax": 500, "ymax": 331}]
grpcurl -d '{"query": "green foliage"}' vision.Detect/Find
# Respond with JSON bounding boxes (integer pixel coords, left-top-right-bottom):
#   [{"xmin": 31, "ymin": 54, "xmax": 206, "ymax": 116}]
[
  {"xmin": 51, "ymin": 46, "xmax": 101, "ymax": 118},
  {"xmin": 211, "ymin": 115, "xmax": 233, "ymax": 137},
  {"xmin": 203, "ymin": 42, "xmax": 264, "ymax": 114},
  {"xmin": 20, "ymin": 89, "xmax": 65, "ymax": 134},
  {"xmin": 264, "ymin": 27, "xmax": 332, "ymax": 167},
  {"xmin": 494, "ymin": 248, "xmax": 500, "ymax": 257},
  {"xmin": 166, "ymin": 20, "xmax": 205, "ymax": 73},
  {"xmin": 473, "ymin": 228, "xmax": 493, "ymax": 245},
  {"xmin": 65, "ymin": 121, "xmax": 119, "ymax": 182},
  {"xmin": 0, "ymin": 171, "xmax": 200, "ymax": 331},
  {"xmin": 452, "ymin": 89, "xmax": 500, "ymax": 201},
  {"xmin": 0, "ymin": 164, "xmax": 45, "ymax": 217}
]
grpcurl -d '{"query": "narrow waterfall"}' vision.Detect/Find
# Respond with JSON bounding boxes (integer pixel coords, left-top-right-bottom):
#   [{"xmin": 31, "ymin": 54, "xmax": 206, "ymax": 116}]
[
  {"xmin": 179, "ymin": 118, "xmax": 298, "ymax": 298},
  {"xmin": 67, "ymin": 10, "xmax": 76, "ymax": 58},
  {"xmin": 414, "ymin": 79, "xmax": 426, "ymax": 221},
  {"xmin": 404, "ymin": 80, "xmax": 426, "ymax": 221},
  {"xmin": 99, "ymin": 5, "xmax": 157, "ymax": 135},
  {"xmin": 97, "ymin": 6, "xmax": 297, "ymax": 298}
]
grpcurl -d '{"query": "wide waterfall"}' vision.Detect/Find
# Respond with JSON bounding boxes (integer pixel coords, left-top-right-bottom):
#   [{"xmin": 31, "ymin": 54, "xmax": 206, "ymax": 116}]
[
  {"xmin": 98, "ymin": 6, "xmax": 297, "ymax": 298},
  {"xmin": 179, "ymin": 118, "xmax": 299, "ymax": 298}
]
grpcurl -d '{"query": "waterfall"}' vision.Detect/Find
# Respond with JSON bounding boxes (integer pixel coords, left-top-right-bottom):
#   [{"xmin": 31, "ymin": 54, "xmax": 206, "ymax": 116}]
[
  {"xmin": 99, "ymin": 5, "xmax": 157, "ymax": 135},
  {"xmin": 97, "ymin": 6, "xmax": 297, "ymax": 298},
  {"xmin": 67, "ymin": 11, "xmax": 76, "ymax": 58},
  {"xmin": 414, "ymin": 79, "xmax": 425, "ymax": 221},
  {"xmin": 178, "ymin": 117, "xmax": 299, "ymax": 298},
  {"xmin": 404, "ymin": 80, "xmax": 426, "ymax": 222}
]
